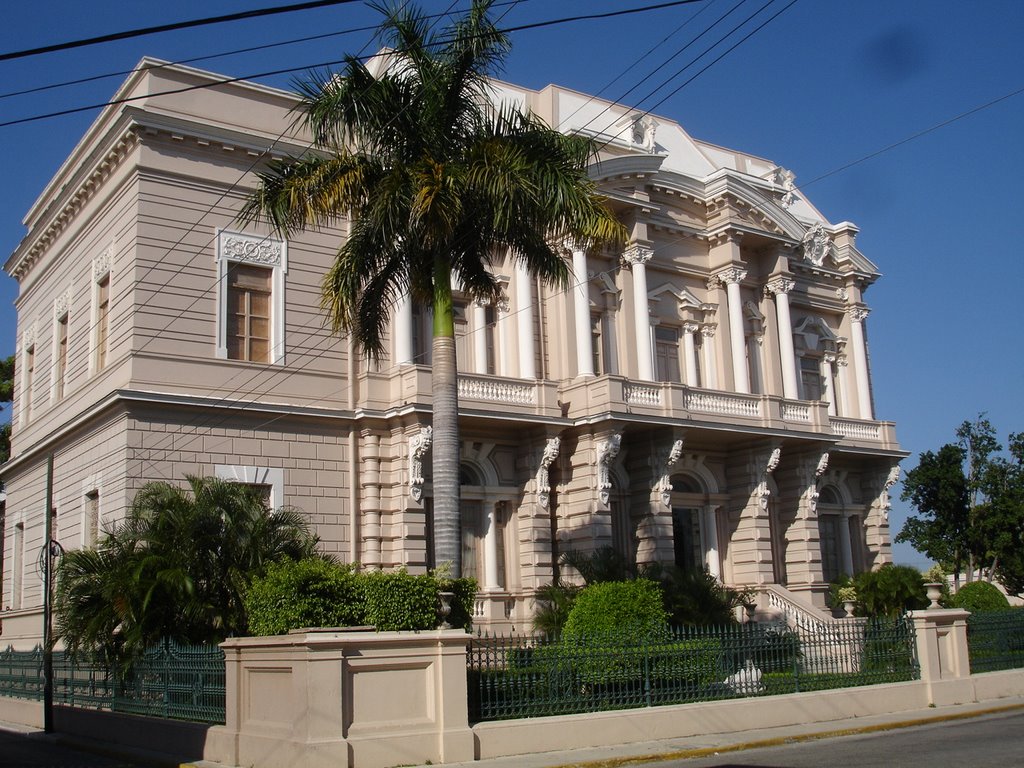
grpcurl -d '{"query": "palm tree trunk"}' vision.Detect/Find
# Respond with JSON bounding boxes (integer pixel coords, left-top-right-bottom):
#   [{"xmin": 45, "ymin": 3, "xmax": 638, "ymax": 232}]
[{"xmin": 432, "ymin": 257, "xmax": 462, "ymax": 576}]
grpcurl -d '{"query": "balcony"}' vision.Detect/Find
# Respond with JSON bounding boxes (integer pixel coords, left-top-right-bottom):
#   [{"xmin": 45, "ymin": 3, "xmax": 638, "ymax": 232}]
[{"xmin": 558, "ymin": 375, "xmax": 900, "ymax": 449}]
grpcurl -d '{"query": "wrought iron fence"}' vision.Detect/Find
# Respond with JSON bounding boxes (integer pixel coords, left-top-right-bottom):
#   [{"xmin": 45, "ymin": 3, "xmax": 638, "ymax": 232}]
[
  {"xmin": 468, "ymin": 618, "xmax": 918, "ymax": 722},
  {"xmin": 0, "ymin": 640, "xmax": 225, "ymax": 725},
  {"xmin": 967, "ymin": 609, "xmax": 1024, "ymax": 673}
]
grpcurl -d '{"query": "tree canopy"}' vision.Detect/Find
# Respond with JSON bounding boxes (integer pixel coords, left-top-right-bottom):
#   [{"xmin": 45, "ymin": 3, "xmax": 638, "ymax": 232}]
[
  {"xmin": 54, "ymin": 476, "xmax": 318, "ymax": 662},
  {"xmin": 898, "ymin": 415, "xmax": 1023, "ymax": 594},
  {"xmin": 239, "ymin": 0, "xmax": 624, "ymax": 575}
]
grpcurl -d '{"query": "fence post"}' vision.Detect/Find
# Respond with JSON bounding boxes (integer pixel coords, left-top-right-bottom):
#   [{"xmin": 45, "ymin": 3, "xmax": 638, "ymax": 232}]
[{"xmin": 907, "ymin": 607, "xmax": 973, "ymax": 707}]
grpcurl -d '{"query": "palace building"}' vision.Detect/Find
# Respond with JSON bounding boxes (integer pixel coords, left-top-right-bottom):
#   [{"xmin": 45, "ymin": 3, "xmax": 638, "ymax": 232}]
[{"xmin": 1, "ymin": 59, "xmax": 903, "ymax": 643}]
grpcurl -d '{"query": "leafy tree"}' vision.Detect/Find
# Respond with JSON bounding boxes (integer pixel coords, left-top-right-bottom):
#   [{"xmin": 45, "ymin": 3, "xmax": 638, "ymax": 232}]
[
  {"xmin": 240, "ymin": 1, "xmax": 623, "ymax": 576},
  {"xmin": 897, "ymin": 443, "xmax": 971, "ymax": 584},
  {"xmin": 949, "ymin": 581, "xmax": 1010, "ymax": 613},
  {"xmin": 1, "ymin": 354, "xmax": 13, "ymax": 471},
  {"xmin": 977, "ymin": 432, "xmax": 1024, "ymax": 594},
  {"xmin": 55, "ymin": 476, "xmax": 317, "ymax": 662}
]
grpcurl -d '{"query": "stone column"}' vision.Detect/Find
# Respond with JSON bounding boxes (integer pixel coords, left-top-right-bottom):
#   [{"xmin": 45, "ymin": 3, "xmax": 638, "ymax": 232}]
[
  {"xmin": 700, "ymin": 325, "xmax": 719, "ymax": 389},
  {"xmin": 571, "ymin": 245, "xmax": 594, "ymax": 378},
  {"xmin": 515, "ymin": 265, "xmax": 536, "ymax": 379},
  {"xmin": 682, "ymin": 321, "xmax": 699, "ymax": 386},
  {"xmin": 717, "ymin": 267, "xmax": 749, "ymax": 393},
  {"xmin": 361, "ymin": 430, "xmax": 382, "ymax": 569},
  {"xmin": 472, "ymin": 298, "xmax": 488, "ymax": 374},
  {"xmin": 836, "ymin": 355, "xmax": 851, "ymax": 416},
  {"xmin": 624, "ymin": 243, "xmax": 654, "ymax": 381},
  {"xmin": 703, "ymin": 505, "xmax": 722, "ymax": 579},
  {"xmin": 822, "ymin": 353, "xmax": 837, "ymax": 416},
  {"xmin": 765, "ymin": 277, "xmax": 798, "ymax": 399},
  {"xmin": 395, "ymin": 291, "xmax": 414, "ymax": 365},
  {"xmin": 495, "ymin": 293, "xmax": 511, "ymax": 376},
  {"xmin": 482, "ymin": 500, "xmax": 501, "ymax": 591},
  {"xmin": 848, "ymin": 306, "xmax": 873, "ymax": 419}
]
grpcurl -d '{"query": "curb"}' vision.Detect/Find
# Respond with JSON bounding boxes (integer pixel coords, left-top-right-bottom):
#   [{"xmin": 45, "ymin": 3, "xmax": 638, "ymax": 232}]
[{"xmin": 547, "ymin": 702, "xmax": 1024, "ymax": 768}]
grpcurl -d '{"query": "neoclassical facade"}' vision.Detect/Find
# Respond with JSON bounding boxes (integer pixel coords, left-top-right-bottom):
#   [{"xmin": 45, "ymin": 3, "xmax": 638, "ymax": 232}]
[{"xmin": 0, "ymin": 59, "xmax": 903, "ymax": 643}]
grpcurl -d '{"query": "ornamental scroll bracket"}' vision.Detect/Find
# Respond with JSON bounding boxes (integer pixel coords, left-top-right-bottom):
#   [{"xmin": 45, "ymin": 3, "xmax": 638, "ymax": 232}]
[
  {"xmin": 879, "ymin": 464, "xmax": 900, "ymax": 522},
  {"xmin": 803, "ymin": 452, "xmax": 830, "ymax": 517},
  {"xmin": 657, "ymin": 438, "xmax": 685, "ymax": 508},
  {"xmin": 536, "ymin": 436, "xmax": 561, "ymax": 510},
  {"xmin": 595, "ymin": 432, "xmax": 622, "ymax": 507},
  {"xmin": 408, "ymin": 426, "xmax": 433, "ymax": 502},
  {"xmin": 754, "ymin": 447, "xmax": 782, "ymax": 512}
]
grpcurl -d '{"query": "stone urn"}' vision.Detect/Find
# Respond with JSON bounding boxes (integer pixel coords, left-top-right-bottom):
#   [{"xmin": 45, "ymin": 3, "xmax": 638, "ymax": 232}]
[
  {"xmin": 438, "ymin": 591, "xmax": 455, "ymax": 629},
  {"xmin": 843, "ymin": 600, "xmax": 856, "ymax": 618},
  {"xmin": 924, "ymin": 582, "xmax": 943, "ymax": 610}
]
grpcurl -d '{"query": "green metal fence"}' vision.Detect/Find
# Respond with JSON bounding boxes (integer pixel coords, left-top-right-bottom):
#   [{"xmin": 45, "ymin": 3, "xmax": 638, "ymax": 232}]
[
  {"xmin": 0, "ymin": 640, "xmax": 225, "ymax": 725},
  {"xmin": 468, "ymin": 618, "xmax": 918, "ymax": 722},
  {"xmin": 967, "ymin": 608, "xmax": 1024, "ymax": 673}
]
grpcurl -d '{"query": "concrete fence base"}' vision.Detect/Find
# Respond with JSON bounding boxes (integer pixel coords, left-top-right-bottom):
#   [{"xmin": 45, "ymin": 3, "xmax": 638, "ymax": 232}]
[{"xmin": 2, "ymin": 610, "xmax": 1023, "ymax": 768}]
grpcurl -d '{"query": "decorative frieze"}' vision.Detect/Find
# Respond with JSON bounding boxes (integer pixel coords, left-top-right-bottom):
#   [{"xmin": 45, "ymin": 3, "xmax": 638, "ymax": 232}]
[
  {"xmin": 218, "ymin": 231, "xmax": 283, "ymax": 267},
  {"xmin": 93, "ymin": 245, "xmax": 113, "ymax": 280},
  {"xmin": 53, "ymin": 289, "xmax": 72, "ymax": 319},
  {"xmin": 408, "ymin": 427, "xmax": 433, "ymax": 502}
]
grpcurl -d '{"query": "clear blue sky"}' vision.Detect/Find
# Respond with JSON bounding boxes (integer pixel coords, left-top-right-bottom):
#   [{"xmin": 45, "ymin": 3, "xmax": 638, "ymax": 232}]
[{"xmin": 1, "ymin": 1, "xmax": 1021, "ymax": 569}]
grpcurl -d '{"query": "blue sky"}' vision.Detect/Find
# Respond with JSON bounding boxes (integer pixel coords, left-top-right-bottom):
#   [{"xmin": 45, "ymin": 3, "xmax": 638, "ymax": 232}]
[{"xmin": 1, "ymin": 1, "xmax": 1021, "ymax": 569}]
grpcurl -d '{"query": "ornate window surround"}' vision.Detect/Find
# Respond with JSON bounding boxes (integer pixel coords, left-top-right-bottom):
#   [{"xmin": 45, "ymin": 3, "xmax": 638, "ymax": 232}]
[{"xmin": 215, "ymin": 230, "xmax": 288, "ymax": 364}]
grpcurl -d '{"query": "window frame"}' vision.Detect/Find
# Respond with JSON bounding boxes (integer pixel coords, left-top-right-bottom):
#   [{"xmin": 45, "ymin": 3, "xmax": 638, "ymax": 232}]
[
  {"xmin": 215, "ymin": 465, "xmax": 284, "ymax": 510},
  {"xmin": 215, "ymin": 230, "xmax": 287, "ymax": 365},
  {"xmin": 52, "ymin": 303, "xmax": 69, "ymax": 402}
]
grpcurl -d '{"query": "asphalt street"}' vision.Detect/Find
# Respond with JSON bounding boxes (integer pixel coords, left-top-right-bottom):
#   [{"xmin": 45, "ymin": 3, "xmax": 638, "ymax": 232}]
[
  {"xmin": 645, "ymin": 709, "xmax": 1024, "ymax": 767},
  {"xmin": 0, "ymin": 730, "xmax": 140, "ymax": 768}
]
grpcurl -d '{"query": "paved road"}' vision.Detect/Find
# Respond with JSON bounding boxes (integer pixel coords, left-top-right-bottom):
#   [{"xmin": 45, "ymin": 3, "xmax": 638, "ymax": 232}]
[
  {"xmin": 0, "ymin": 730, "xmax": 140, "ymax": 768},
  {"xmin": 647, "ymin": 710, "xmax": 1024, "ymax": 767}
]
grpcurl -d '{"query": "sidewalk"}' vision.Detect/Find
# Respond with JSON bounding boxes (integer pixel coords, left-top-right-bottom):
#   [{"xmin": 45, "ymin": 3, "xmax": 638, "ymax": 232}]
[
  {"xmin": 3, "ymin": 696, "xmax": 1023, "ymax": 768},
  {"xmin": 409, "ymin": 696, "xmax": 1024, "ymax": 768}
]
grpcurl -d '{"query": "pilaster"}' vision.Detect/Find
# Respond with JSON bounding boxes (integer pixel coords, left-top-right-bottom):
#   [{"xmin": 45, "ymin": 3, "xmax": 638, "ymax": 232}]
[{"xmin": 725, "ymin": 445, "xmax": 779, "ymax": 586}]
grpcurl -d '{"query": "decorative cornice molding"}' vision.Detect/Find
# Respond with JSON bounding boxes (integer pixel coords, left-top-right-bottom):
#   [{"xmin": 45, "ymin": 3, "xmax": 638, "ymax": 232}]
[{"xmin": 10, "ymin": 128, "xmax": 141, "ymax": 282}]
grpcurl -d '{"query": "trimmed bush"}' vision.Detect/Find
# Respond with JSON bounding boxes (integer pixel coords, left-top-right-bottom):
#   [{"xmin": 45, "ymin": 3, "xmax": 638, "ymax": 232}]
[
  {"xmin": 245, "ymin": 558, "xmax": 366, "ymax": 636},
  {"xmin": 363, "ymin": 569, "xmax": 441, "ymax": 631},
  {"xmin": 950, "ymin": 581, "xmax": 1011, "ymax": 612},
  {"xmin": 563, "ymin": 579, "xmax": 668, "ymax": 639},
  {"xmin": 853, "ymin": 564, "xmax": 928, "ymax": 617}
]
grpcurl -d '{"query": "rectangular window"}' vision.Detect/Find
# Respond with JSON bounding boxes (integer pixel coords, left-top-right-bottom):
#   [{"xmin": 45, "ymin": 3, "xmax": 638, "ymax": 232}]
[
  {"xmin": 22, "ymin": 345, "xmax": 35, "ymax": 421},
  {"xmin": 800, "ymin": 357, "xmax": 823, "ymax": 400},
  {"xmin": 453, "ymin": 301, "xmax": 469, "ymax": 371},
  {"xmin": 84, "ymin": 491, "xmax": 100, "ymax": 548},
  {"xmin": 655, "ymin": 326, "xmax": 681, "ymax": 383},
  {"xmin": 819, "ymin": 515, "xmax": 841, "ymax": 583},
  {"xmin": 484, "ymin": 305, "xmax": 497, "ymax": 375},
  {"xmin": 96, "ymin": 276, "xmax": 110, "ymax": 370},
  {"xmin": 227, "ymin": 264, "xmax": 272, "ymax": 363},
  {"xmin": 55, "ymin": 314, "xmax": 68, "ymax": 399},
  {"xmin": 591, "ymin": 315, "xmax": 604, "ymax": 375},
  {"xmin": 12, "ymin": 521, "xmax": 25, "ymax": 609}
]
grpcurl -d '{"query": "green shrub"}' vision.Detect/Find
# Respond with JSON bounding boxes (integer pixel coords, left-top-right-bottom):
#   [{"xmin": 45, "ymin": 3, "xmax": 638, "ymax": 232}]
[
  {"xmin": 827, "ymin": 574, "xmax": 854, "ymax": 609},
  {"xmin": 363, "ymin": 569, "xmax": 441, "ymax": 631},
  {"xmin": 950, "ymin": 581, "xmax": 1011, "ymax": 612},
  {"xmin": 563, "ymin": 579, "xmax": 668, "ymax": 639},
  {"xmin": 245, "ymin": 558, "xmax": 365, "ymax": 636},
  {"xmin": 439, "ymin": 575, "xmax": 478, "ymax": 631},
  {"xmin": 642, "ymin": 565, "xmax": 750, "ymax": 626},
  {"xmin": 853, "ymin": 564, "xmax": 928, "ymax": 617}
]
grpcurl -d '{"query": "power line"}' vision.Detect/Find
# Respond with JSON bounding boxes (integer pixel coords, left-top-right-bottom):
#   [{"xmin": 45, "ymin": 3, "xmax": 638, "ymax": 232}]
[
  {"xmin": 0, "ymin": 0, "xmax": 707, "ymax": 130},
  {"xmin": 0, "ymin": 0, "xmax": 363, "ymax": 63},
  {"xmin": 0, "ymin": 0, "xmax": 533, "ymax": 102}
]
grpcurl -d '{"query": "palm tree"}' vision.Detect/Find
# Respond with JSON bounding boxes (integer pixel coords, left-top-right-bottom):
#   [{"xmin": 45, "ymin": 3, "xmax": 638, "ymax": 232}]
[
  {"xmin": 239, "ymin": 1, "xmax": 624, "ymax": 575},
  {"xmin": 55, "ymin": 476, "xmax": 317, "ymax": 661}
]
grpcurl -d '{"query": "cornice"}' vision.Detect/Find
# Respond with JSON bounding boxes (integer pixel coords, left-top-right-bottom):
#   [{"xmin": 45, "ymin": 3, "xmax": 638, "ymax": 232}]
[{"xmin": 6, "ymin": 128, "xmax": 140, "ymax": 282}]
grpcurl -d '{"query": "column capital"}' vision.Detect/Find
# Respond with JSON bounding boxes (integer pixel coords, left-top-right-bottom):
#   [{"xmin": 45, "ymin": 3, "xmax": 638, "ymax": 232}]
[
  {"xmin": 848, "ymin": 305, "xmax": 870, "ymax": 322},
  {"xmin": 712, "ymin": 266, "xmax": 747, "ymax": 286},
  {"xmin": 682, "ymin": 321, "xmax": 700, "ymax": 334},
  {"xmin": 700, "ymin": 323, "xmax": 717, "ymax": 339},
  {"xmin": 764, "ymin": 276, "xmax": 795, "ymax": 297},
  {"xmin": 622, "ymin": 242, "xmax": 654, "ymax": 267}
]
